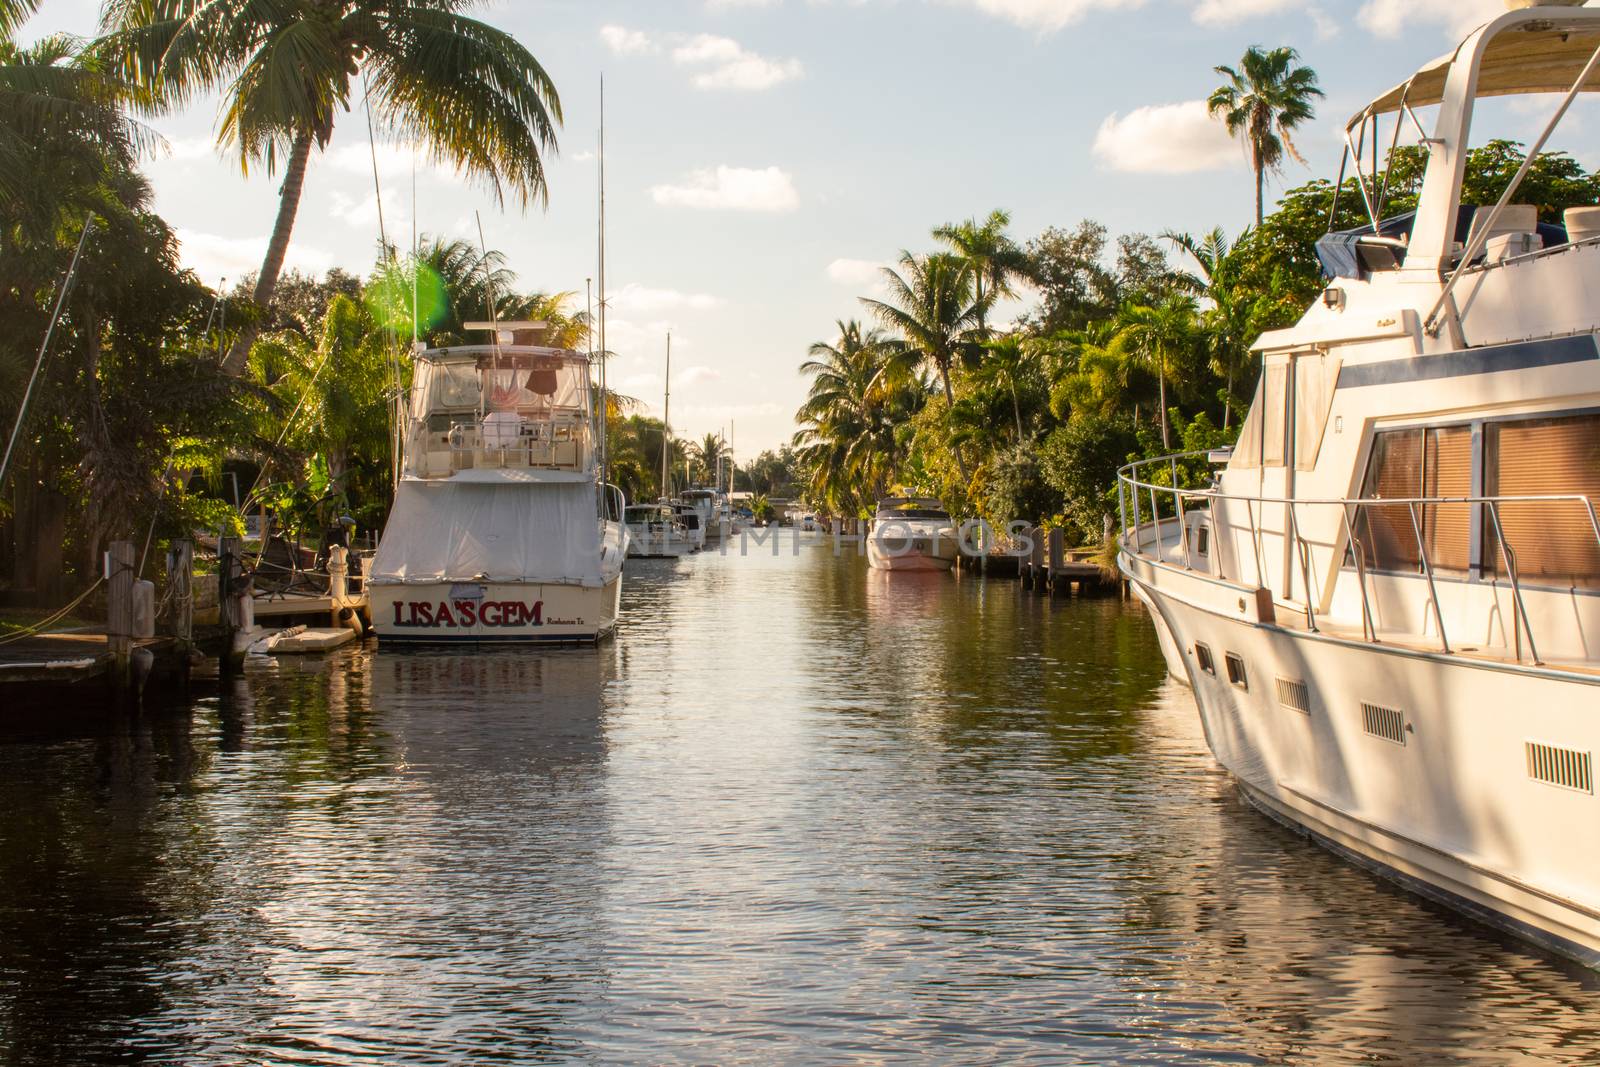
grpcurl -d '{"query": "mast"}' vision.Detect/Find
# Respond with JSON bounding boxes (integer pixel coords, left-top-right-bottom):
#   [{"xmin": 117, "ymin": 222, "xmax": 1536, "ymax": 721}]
[
  {"xmin": 661, "ymin": 332, "xmax": 672, "ymax": 501},
  {"xmin": 597, "ymin": 75, "xmax": 610, "ymax": 503}
]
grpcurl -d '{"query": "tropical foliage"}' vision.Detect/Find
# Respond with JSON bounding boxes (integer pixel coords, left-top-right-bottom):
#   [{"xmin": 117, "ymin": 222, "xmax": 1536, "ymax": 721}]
[{"xmin": 790, "ymin": 134, "xmax": 1600, "ymax": 547}]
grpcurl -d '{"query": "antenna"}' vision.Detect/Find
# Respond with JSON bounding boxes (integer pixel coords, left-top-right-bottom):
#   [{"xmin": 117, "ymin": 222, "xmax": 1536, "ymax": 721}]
[{"xmin": 661, "ymin": 332, "xmax": 672, "ymax": 501}]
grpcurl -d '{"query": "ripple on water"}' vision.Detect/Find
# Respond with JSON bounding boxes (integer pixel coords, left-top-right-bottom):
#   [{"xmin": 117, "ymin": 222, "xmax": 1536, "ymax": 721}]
[{"xmin": 1, "ymin": 538, "xmax": 1598, "ymax": 1064}]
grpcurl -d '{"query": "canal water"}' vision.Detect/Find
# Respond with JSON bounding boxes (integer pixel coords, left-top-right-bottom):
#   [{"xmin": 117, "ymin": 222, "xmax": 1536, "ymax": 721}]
[{"xmin": 2, "ymin": 537, "xmax": 1599, "ymax": 1064}]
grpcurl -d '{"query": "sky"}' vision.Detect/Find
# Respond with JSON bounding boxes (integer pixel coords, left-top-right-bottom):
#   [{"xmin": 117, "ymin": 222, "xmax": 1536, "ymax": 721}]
[{"xmin": 17, "ymin": 0, "xmax": 1541, "ymax": 458}]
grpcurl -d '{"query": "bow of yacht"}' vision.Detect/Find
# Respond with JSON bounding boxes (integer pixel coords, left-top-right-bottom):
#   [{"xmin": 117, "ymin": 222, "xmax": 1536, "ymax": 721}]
[{"xmin": 1121, "ymin": 3, "xmax": 1600, "ymax": 967}]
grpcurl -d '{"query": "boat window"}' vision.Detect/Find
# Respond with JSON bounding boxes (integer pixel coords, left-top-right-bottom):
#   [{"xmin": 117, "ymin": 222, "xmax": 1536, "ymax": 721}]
[
  {"xmin": 1262, "ymin": 363, "xmax": 1289, "ymax": 468},
  {"xmin": 1356, "ymin": 426, "xmax": 1471, "ymax": 575},
  {"xmin": 1195, "ymin": 643, "xmax": 1216, "ymax": 675},
  {"xmin": 1225, "ymin": 652, "xmax": 1247, "ymax": 690},
  {"xmin": 435, "ymin": 362, "xmax": 482, "ymax": 408},
  {"xmin": 1423, "ymin": 426, "xmax": 1472, "ymax": 574},
  {"xmin": 1293, "ymin": 352, "xmax": 1342, "ymax": 471},
  {"xmin": 876, "ymin": 509, "xmax": 950, "ymax": 521},
  {"xmin": 1484, "ymin": 413, "xmax": 1600, "ymax": 587}
]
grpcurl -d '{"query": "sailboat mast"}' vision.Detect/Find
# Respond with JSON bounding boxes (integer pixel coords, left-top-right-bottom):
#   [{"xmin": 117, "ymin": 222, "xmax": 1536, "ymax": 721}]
[
  {"xmin": 597, "ymin": 75, "xmax": 610, "ymax": 503},
  {"xmin": 661, "ymin": 333, "xmax": 672, "ymax": 501}
]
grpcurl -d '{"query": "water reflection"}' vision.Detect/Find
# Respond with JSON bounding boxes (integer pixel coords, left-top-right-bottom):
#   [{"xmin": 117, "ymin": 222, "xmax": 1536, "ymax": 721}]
[{"xmin": 0, "ymin": 543, "xmax": 1598, "ymax": 1063}]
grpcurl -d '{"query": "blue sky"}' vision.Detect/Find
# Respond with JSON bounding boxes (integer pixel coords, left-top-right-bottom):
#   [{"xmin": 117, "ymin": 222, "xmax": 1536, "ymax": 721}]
[{"xmin": 20, "ymin": 0, "xmax": 1522, "ymax": 456}]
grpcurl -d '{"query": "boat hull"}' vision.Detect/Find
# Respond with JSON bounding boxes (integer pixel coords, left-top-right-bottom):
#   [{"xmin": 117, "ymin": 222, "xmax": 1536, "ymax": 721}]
[
  {"xmin": 369, "ymin": 577, "xmax": 622, "ymax": 645},
  {"xmin": 866, "ymin": 529, "xmax": 958, "ymax": 572},
  {"xmin": 1126, "ymin": 562, "xmax": 1600, "ymax": 968}
]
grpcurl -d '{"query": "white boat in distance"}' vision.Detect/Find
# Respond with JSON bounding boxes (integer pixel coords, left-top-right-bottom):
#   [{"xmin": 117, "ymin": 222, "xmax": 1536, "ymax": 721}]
[
  {"xmin": 867, "ymin": 498, "xmax": 958, "ymax": 572},
  {"xmin": 1122, "ymin": 2, "xmax": 1600, "ymax": 968},
  {"xmin": 368, "ymin": 323, "xmax": 628, "ymax": 644},
  {"xmin": 625, "ymin": 503, "xmax": 697, "ymax": 559},
  {"xmin": 680, "ymin": 488, "xmax": 732, "ymax": 543}
]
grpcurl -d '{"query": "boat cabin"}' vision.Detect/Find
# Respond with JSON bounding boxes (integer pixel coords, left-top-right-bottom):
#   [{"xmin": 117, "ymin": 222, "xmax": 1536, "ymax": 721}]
[{"xmin": 403, "ymin": 343, "xmax": 596, "ymax": 480}]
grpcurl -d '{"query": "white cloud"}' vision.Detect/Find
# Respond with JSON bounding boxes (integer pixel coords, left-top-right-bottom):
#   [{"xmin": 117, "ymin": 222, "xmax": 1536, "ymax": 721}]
[
  {"xmin": 1308, "ymin": 5, "xmax": 1338, "ymax": 41},
  {"xmin": 611, "ymin": 283, "xmax": 725, "ymax": 314},
  {"xmin": 161, "ymin": 136, "xmax": 218, "ymax": 161},
  {"xmin": 600, "ymin": 24, "xmax": 657, "ymax": 55},
  {"xmin": 672, "ymin": 34, "xmax": 803, "ymax": 91},
  {"xmin": 651, "ymin": 166, "xmax": 800, "ymax": 212},
  {"xmin": 825, "ymin": 258, "xmax": 887, "ymax": 286},
  {"xmin": 322, "ymin": 141, "xmax": 454, "ymax": 183},
  {"xmin": 1356, "ymin": 0, "xmax": 1503, "ymax": 39},
  {"xmin": 174, "ymin": 229, "xmax": 335, "ymax": 286},
  {"xmin": 1092, "ymin": 99, "xmax": 1238, "ymax": 174},
  {"xmin": 328, "ymin": 188, "xmax": 408, "ymax": 231},
  {"xmin": 678, "ymin": 365, "xmax": 721, "ymax": 386},
  {"xmin": 950, "ymin": 0, "xmax": 1145, "ymax": 34},
  {"xmin": 1191, "ymin": 0, "xmax": 1290, "ymax": 26}
]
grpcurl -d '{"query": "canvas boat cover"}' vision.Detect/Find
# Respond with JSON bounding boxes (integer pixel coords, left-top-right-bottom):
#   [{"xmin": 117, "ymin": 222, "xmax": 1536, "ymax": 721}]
[
  {"xmin": 1352, "ymin": 12, "xmax": 1600, "ymax": 128},
  {"xmin": 370, "ymin": 480, "xmax": 612, "ymax": 588}
]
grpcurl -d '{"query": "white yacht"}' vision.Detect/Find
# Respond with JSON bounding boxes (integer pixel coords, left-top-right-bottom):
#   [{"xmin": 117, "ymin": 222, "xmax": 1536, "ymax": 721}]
[
  {"xmin": 867, "ymin": 497, "xmax": 958, "ymax": 572},
  {"xmin": 680, "ymin": 488, "xmax": 732, "ymax": 544},
  {"xmin": 625, "ymin": 503, "xmax": 696, "ymax": 559},
  {"xmin": 671, "ymin": 502, "xmax": 706, "ymax": 550},
  {"xmin": 1121, "ymin": 2, "xmax": 1600, "ymax": 968},
  {"xmin": 368, "ymin": 324, "xmax": 629, "ymax": 644}
]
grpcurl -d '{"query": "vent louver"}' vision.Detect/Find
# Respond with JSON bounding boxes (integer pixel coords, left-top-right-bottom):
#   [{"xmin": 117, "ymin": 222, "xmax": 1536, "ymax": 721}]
[
  {"xmin": 1526, "ymin": 741, "xmax": 1593, "ymax": 794},
  {"xmin": 1276, "ymin": 677, "xmax": 1311, "ymax": 714},
  {"xmin": 1362, "ymin": 703, "xmax": 1407, "ymax": 745}
]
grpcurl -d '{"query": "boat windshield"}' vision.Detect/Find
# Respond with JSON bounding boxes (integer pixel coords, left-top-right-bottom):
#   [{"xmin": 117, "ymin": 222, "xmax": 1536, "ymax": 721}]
[{"xmin": 877, "ymin": 508, "xmax": 950, "ymax": 521}]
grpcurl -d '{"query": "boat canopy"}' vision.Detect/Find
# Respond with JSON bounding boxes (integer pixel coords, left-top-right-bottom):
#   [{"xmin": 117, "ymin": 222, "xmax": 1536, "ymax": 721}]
[
  {"xmin": 409, "ymin": 346, "xmax": 590, "ymax": 420},
  {"xmin": 370, "ymin": 480, "xmax": 610, "ymax": 588},
  {"xmin": 1350, "ymin": 12, "xmax": 1600, "ymax": 129}
]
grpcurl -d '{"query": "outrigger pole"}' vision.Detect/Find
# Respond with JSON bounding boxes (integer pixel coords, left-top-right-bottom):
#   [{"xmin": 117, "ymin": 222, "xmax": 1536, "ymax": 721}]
[
  {"xmin": 598, "ymin": 75, "xmax": 611, "ymax": 505},
  {"xmin": 0, "ymin": 214, "xmax": 94, "ymax": 494}
]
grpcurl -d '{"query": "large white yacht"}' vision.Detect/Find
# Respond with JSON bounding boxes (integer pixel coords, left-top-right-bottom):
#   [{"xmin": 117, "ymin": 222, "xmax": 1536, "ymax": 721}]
[
  {"xmin": 680, "ymin": 488, "xmax": 732, "ymax": 544},
  {"xmin": 867, "ymin": 497, "xmax": 958, "ymax": 572},
  {"xmin": 1121, "ymin": 3, "xmax": 1600, "ymax": 968},
  {"xmin": 368, "ymin": 324, "xmax": 629, "ymax": 644}
]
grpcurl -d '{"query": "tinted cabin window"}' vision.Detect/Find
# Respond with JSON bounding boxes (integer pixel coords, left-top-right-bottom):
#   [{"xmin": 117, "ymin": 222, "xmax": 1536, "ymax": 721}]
[
  {"xmin": 1485, "ymin": 414, "xmax": 1600, "ymax": 587},
  {"xmin": 1356, "ymin": 426, "xmax": 1471, "ymax": 575}
]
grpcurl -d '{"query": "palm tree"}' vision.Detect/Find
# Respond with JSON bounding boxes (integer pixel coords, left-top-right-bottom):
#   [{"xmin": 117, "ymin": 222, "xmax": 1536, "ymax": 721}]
[
  {"xmin": 933, "ymin": 209, "xmax": 1030, "ymax": 333},
  {"xmin": 974, "ymin": 333, "xmax": 1038, "ymax": 444},
  {"xmin": 861, "ymin": 251, "xmax": 990, "ymax": 480},
  {"xmin": 693, "ymin": 432, "xmax": 728, "ymax": 488},
  {"xmin": 1207, "ymin": 46, "xmax": 1323, "ymax": 226},
  {"xmin": 793, "ymin": 320, "xmax": 917, "ymax": 512},
  {"xmin": 1, "ymin": 32, "xmax": 149, "ymax": 233},
  {"xmin": 1116, "ymin": 294, "xmax": 1199, "ymax": 450},
  {"xmin": 99, "ymin": 0, "xmax": 563, "ymax": 375}
]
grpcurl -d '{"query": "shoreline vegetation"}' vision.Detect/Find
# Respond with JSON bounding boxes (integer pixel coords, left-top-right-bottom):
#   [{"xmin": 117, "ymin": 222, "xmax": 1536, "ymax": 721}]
[{"xmin": 6, "ymin": 8, "xmax": 1600, "ymax": 618}]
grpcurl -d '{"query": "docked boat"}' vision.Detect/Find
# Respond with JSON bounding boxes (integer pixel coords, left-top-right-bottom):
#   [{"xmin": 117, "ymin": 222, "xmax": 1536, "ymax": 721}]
[
  {"xmin": 1120, "ymin": 2, "xmax": 1600, "ymax": 967},
  {"xmin": 368, "ymin": 323, "xmax": 629, "ymax": 644},
  {"xmin": 625, "ymin": 503, "xmax": 696, "ymax": 559},
  {"xmin": 671, "ymin": 502, "xmax": 706, "ymax": 550},
  {"xmin": 680, "ymin": 488, "xmax": 732, "ymax": 544},
  {"xmin": 867, "ymin": 497, "xmax": 958, "ymax": 572}
]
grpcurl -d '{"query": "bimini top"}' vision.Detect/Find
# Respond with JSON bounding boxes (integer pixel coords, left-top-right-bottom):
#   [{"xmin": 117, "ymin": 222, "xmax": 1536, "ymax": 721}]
[{"xmin": 1350, "ymin": 6, "xmax": 1600, "ymax": 129}]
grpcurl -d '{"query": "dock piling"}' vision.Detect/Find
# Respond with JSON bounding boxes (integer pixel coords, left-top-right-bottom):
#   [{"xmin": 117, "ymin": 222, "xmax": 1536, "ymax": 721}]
[{"xmin": 106, "ymin": 540, "xmax": 135, "ymax": 692}]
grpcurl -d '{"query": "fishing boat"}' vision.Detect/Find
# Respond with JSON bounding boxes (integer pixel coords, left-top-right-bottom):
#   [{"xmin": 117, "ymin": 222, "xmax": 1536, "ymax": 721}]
[
  {"xmin": 368, "ymin": 323, "xmax": 628, "ymax": 644},
  {"xmin": 624, "ymin": 503, "xmax": 695, "ymax": 559},
  {"xmin": 1120, "ymin": 1, "xmax": 1600, "ymax": 967},
  {"xmin": 867, "ymin": 497, "xmax": 958, "ymax": 572}
]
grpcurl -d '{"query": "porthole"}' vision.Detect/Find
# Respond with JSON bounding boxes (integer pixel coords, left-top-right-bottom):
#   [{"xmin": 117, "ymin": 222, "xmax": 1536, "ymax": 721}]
[{"xmin": 1225, "ymin": 652, "xmax": 1248, "ymax": 690}]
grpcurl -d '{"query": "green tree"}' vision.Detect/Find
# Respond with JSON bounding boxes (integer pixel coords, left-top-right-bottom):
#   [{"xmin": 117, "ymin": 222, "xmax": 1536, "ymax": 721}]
[
  {"xmin": 862, "ymin": 252, "xmax": 989, "ymax": 479},
  {"xmin": 792, "ymin": 320, "xmax": 921, "ymax": 514},
  {"xmin": 933, "ymin": 209, "xmax": 1031, "ymax": 332},
  {"xmin": 1208, "ymin": 45, "xmax": 1323, "ymax": 226},
  {"xmin": 100, "ymin": 0, "xmax": 563, "ymax": 374},
  {"xmin": 1116, "ymin": 294, "xmax": 1200, "ymax": 450}
]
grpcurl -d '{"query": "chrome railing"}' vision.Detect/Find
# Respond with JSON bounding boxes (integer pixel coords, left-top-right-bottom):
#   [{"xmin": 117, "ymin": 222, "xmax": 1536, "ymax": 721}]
[{"xmin": 1118, "ymin": 452, "xmax": 1600, "ymax": 666}]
